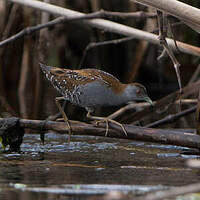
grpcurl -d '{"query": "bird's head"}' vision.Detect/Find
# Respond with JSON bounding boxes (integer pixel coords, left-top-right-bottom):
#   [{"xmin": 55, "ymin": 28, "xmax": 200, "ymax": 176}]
[{"xmin": 124, "ymin": 83, "xmax": 153, "ymax": 106}]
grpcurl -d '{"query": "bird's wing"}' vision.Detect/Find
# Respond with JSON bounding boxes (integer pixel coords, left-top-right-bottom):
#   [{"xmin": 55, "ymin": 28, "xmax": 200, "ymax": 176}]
[{"xmin": 76, "ymin": 69, "xmax": 121, "ymax": 87}]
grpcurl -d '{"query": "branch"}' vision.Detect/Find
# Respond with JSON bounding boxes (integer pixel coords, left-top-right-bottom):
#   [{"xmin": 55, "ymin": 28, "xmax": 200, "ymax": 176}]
[
  {"xmin": 107, "ymin": 99, "xmax": 197, "ymax": 122},
  {"xmin": 0, "ymin": 16, "xmax": 66, "ymax": 47},
  {"xmin": 79, "ymin": 36, "xmax": 135, "ymax": 68},
  {"xmin": 78, "ymin": 19, "xmax": 184, "ymax": 68},
  {"xmin": 134, "ymin": 0, "xmax": 200, "ymax": 33},
  {"xmin": 5, "ymin": 0, "xmax": 200, "ymax": 57},
  {"xmin": 145, "ymin": 105, "xmax": 196, "ymax": 128},
  {"xmin": 0, "ymin": 10, "xmax": 155, "ymax": 48},
  {"xmin": 2, "ymin": 117, "xmax": 197, "ymax": 149},
  {"xmin": 157, "ymin": 10, "xmax": 182, "ymax": 93}
]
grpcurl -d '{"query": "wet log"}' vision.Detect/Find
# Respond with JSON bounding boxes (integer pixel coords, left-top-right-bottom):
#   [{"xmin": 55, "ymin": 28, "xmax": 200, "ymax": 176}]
[
  {"xmin": 108, "ymin": 123, "xmax": 199, "ymax": 149},
  {"xmin": 1, "ymin": 118, "xmax": 198, "ymax": 149}
]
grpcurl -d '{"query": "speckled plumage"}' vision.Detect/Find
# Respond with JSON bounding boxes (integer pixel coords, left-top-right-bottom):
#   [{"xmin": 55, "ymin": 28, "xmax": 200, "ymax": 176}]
[
  {"xmin": 40, "ymin": 63, "xmax": 151, "ymax": 113},
  {"xmin": 39, "ymin": 63, "xmax": 153, "ymax": 140}
]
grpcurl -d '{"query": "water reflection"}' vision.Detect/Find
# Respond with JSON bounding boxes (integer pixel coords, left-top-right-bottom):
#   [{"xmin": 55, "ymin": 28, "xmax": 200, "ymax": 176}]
[{"xmin": 0, "ymin": 133, "xmax": 199, "ymax": 200}]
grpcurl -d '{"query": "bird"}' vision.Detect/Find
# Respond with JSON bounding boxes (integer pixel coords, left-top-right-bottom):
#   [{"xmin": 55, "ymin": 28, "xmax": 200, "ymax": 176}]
[{"xmin": 39, "ymin": 63, "xmax": 153, "ymax": 142}]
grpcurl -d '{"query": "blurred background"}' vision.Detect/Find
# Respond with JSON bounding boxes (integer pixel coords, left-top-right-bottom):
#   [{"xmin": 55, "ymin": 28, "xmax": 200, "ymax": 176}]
[{"xmin": 0, "ymin": 0, "xmax": 199, "ymax": 125}]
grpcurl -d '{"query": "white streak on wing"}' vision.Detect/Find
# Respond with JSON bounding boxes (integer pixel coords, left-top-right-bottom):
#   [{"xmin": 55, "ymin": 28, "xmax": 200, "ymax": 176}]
[{"xmin": 50, "ymin": 75, "xmax": 54, "ymax": 82}]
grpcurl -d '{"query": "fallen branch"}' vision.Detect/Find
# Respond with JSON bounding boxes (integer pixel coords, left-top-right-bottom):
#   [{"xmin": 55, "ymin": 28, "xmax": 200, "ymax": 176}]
[
  {"xmin": 107, "ymin": 123, "xmax": 199, "ymax": 149},
  {"xmin": 1, "ymin": 117, "xmax": 199, "ymax": 149}
]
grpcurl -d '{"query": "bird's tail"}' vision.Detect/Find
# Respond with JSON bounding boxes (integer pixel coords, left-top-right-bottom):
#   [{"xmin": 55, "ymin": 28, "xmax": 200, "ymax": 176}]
[{"xmin": 39, "ymin": 63, "xmax": 53, "ymax": 73}]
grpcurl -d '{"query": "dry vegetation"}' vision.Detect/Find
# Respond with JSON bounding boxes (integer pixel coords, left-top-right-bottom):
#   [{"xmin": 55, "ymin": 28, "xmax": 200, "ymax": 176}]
[{"xmin": 0, "ymin": 0, "xmax": 200, "ymax": 147}]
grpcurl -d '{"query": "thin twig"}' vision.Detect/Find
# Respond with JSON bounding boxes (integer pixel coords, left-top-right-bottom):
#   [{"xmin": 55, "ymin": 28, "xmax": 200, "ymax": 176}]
[
  {"xmin": 107, "ymin": 99, "xmax": 197, "ymax": 121},
  {"xmin": 0, "ymin": 10, "xmax": 155, "ymax": 48},
  {"xmin": 107, "ymin": 103, "xmax": 146, "ymax": 121},
  {"xmin": 0, "ymin": 16, "xmax": 66, "ymax": 47},
  {"xmin": 168, "ymin": 17, "xmax": 181, "ymax": 53},
  {"xmin": 145, "ymin": 105, "xmax": 196, "ymax": 128},
  {"xmin": 79, "ymin": 18, "xmax": 183, "ymax": 69},
  {"xmin": 79, "ymin": 36, "xmax": 135, "ymax": 68},
  {"xmin": 157, "ymin": 10, "xmax": 182, "ymax": 94}
]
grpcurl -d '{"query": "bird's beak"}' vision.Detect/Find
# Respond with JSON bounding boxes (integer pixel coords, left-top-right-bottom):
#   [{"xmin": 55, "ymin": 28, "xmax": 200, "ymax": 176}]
[{"xmin": 144, "ymin": 96, "xmax": 153, "ymax": 106}]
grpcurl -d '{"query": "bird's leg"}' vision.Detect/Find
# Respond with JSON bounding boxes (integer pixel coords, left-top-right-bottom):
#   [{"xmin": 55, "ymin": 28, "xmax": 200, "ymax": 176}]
[
  {"xmin": 55, "ymin": 97, "xmax": 72, "ymax": 143},
  {"xmin": 48, "ymin": 100, "xmax": 67, "ymax": 121},
  {"xmin": 86, "ymin": 111, "xmax": 127, "ymax": 137}
]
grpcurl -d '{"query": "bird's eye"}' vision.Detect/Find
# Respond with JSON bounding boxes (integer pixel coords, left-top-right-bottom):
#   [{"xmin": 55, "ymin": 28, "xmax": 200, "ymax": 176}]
[
  {"xmin": 54, "ymin": 70, "xmax": 65, "ymax": 75},
  {"xmin": 136, "ymin": 89, "xmax": 141, "ymax": 94}
]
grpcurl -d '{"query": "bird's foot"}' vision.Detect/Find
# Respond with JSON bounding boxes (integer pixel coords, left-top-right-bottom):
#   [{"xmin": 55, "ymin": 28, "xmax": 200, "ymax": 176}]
[
  {"xmin": 96, "ymin": 118, "xmax": 127, "ymax": 137},
  {"xmin": 87, "ymin": 112, "xmax": 127, "ymax": 137}
]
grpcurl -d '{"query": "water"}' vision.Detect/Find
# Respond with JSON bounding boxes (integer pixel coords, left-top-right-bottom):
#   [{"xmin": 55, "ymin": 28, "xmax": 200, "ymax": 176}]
[{"xmin": 0, "ymin": 132, "xmax": 199, "ymax": 199}]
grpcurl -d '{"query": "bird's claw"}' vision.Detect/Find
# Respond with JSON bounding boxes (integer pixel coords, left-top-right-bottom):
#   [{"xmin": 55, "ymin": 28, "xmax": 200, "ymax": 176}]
[{"xmin": 95, "ymin": 118, "xmax": 127, "ymax": 137}]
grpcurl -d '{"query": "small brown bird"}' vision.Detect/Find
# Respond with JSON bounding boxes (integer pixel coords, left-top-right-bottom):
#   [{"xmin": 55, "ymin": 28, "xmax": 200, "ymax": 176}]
[{"xmin": 40, "ymin": 63, "xmax": 152, "ymax": 141}]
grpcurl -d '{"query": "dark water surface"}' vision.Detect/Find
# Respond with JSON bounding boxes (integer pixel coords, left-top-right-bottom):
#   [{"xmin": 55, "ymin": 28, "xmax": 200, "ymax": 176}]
[{"xmin": 0, "ymin": 132, "xmax": 200, "ymax": 200}]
